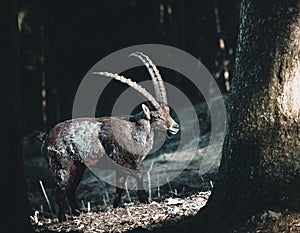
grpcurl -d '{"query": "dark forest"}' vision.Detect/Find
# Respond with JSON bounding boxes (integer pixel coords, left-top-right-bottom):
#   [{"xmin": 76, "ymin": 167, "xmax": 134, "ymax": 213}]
[{"xmin": 2, "ymin": 0, "xmax": 300, "ymax": 233}]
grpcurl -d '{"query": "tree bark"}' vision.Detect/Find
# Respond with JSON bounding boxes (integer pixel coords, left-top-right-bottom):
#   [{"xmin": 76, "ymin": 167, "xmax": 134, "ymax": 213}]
[
  {"xmin": 196, "ymin": 0, "xmax": 300, "ymax": 232},
  {"xmin": 134, "ymin": 1, "xmax": 300, "ymax": 233},
  {"xmin": 148, "ymin": 1, "xmax": 300, "ymax": 233}
]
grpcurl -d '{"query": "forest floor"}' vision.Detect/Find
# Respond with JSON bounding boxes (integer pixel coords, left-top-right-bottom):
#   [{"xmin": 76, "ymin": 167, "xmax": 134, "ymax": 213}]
[
  {"xmin": 27, "ymin": 131, "xmax": 222, "ymax": 232},
  {"xmin": 31, "ymin": 192, "xmax": 211, "ymax": 233}
]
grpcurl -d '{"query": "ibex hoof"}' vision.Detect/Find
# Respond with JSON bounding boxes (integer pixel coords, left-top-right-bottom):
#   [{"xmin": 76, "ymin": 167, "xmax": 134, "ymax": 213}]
[
  {"xmin": 137, "ymin": 190, "xmax": 149, "ymax": 204},
  {"xmin": 113, "ymin": 199, "xmax": 123, "ymax": 208},
  {"xmin": 72, "ymin": 209, "xmax": 81, "ymax": 216},
  {"xmin": 58, "ymin": 213, "xmax": 67, "ymax": 222}
]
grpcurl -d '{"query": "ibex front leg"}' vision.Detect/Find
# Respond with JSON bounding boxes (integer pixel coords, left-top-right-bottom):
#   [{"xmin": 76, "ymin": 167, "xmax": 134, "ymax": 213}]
[
  {"xmin": 131, "ymin": 170, "xmax": 149, "ymax": 204},
  {"xmin": 113, "ymin": 170, "xmax": 127, "ymax": 208}
]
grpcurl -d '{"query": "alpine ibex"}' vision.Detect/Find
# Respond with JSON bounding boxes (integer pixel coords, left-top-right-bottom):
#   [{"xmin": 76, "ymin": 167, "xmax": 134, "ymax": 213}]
[{"xmin": 25, "ymin": 52, "xmax": 179, "ymax": 221}]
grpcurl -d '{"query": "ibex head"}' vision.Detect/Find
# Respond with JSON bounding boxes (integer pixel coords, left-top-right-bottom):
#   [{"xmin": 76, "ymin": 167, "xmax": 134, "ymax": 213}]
[
  {"xmin": 142, "ymin": 104, "xmax": 178, "ymax": 137},
  {"xmin": 93, "ymin": 52, "xmax": 179, "ymax": 137}
]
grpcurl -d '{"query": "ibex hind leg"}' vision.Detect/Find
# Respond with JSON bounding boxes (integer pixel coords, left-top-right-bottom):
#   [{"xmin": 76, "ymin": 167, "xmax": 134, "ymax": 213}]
[
  {"xmin": 53, "ymin": 161, "xmax": 85, "ymax": 221},
  {"xmin": 55, "ymin": 186, "xmax": 69, "ymax": 222},
  {"xmin": 66, "ymin": 164, "xmax": 86, "ymax": 216}
]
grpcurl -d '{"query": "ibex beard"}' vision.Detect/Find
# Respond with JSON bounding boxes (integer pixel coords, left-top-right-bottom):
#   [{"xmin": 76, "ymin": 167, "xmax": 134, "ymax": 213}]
[{"xmin": 25, "ymin": 52, "xmax": 179, "ymax": 222}]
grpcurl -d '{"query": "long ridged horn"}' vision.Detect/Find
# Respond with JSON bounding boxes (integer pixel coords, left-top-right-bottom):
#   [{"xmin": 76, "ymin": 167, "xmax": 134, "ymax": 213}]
[
  {"xmin": 129, "ymin": 52, "xmax": 168, "ymax": 106},
  {"xmin": 92, "ymin": 72, "xmax": 161, "ymax": 110}
]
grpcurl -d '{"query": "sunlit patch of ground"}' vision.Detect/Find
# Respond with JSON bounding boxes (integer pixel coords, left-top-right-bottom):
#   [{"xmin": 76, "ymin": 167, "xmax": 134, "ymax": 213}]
[{"xmin": 32, "ymin": 192, "xmax": 210, "ymax": 232}]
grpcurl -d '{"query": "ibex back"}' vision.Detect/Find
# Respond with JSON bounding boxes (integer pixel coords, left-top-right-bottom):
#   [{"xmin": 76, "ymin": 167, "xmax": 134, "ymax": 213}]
[{"xmin": 25, "ymin": 52, "xmax": 179, "ymax": 221}]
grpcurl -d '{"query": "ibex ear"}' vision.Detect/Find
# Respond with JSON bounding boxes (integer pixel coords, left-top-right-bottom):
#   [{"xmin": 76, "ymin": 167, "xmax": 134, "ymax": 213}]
[{"xmin": 142, "ymin": 104, "xmax": 151, "ymax": 120}]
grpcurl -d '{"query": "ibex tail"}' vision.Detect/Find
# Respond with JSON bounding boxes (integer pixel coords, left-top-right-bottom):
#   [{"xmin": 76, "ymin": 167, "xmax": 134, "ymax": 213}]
[{"xmin": 23, "ymin": 131, "xmax": 46, "ymax": 146}]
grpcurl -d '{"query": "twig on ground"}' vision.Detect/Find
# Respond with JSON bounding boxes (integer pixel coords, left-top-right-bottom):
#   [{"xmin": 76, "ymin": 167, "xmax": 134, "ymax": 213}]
[
  {"xmin": 125, "ymin": 180, "xmax": 132, "ymax": 202},
  {"xmin": 81, "ymin": 200, "xmax": 87, "ymax": 212},
  {"xmin": 87, "ymin": 202, "xmax": 91, "ymax": 213},
  {"xmin": 39, "ymin": 180, "xmax": 54, "ymax": 218},
  {"xmin": 147, "ymin": 161, "xmax": 155, "ymax": 201},
  {"xmin": 40, "ymin": 205, "xmax": 44, "ymax": 216},
  {"xmin": 126, "ymin": 206, "xmax": 136, "ymax": 223},
  {"xmin": 164, "ymin": 173, "xmax": 173, "ymax": 195},
  {"xmin": 157, "ymin": 174, "xmax": 160, "ymax": 198}
]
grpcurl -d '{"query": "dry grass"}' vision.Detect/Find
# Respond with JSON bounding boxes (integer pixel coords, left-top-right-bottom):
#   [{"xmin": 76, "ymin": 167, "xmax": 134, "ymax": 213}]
[{"xmin": 32, "ymin": 192, "xmax": 210, "ymax": 233}]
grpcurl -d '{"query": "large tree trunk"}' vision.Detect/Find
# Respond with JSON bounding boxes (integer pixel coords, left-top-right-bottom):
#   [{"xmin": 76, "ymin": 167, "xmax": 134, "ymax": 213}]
[
  {"xmin": 196, "ymin": 0, "xmax": 300, "ymax": 232},
  {"xmin": 150, "ymin": 1, "xmax": 300, "ymax": 233}
]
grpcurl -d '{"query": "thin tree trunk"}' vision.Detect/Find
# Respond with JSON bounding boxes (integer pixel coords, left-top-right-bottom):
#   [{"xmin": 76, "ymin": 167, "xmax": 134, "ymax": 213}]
[{"xmin": 1, "ymin": 1, "xmax": 34, "ymax": 232}]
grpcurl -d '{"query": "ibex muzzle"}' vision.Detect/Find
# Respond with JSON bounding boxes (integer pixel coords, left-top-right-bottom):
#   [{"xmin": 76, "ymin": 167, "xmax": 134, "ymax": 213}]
[{"xmin": 150, "ymin": 105, "xmax": 179, "ymax": 137}]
